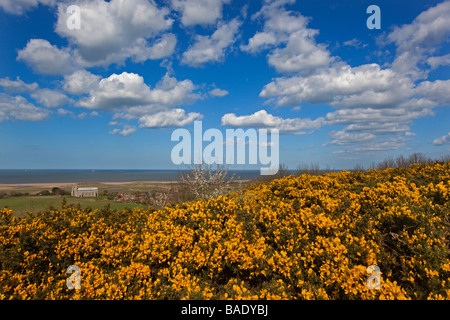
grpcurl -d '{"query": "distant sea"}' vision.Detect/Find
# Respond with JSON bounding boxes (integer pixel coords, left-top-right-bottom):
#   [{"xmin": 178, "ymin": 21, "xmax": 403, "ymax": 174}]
[{"xmin": 0, "ymin": 169, "xmax": 262, "ymax": 184}]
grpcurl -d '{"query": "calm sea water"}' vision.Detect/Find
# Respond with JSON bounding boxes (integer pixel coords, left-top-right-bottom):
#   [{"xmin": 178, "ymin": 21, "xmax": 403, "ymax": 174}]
[{"xmin": 0, "ymin": 169, "xmax": 262, "ymax": 184}]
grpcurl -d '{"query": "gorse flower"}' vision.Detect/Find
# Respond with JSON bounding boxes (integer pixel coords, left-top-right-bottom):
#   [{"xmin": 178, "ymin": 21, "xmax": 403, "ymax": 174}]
[{"xmin": 0, "ymin": 162, "xmax": 449, "ymax": 299}]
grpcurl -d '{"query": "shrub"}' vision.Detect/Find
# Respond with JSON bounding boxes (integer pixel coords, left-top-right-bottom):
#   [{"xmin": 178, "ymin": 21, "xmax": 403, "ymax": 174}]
[
  {"xmin": 0, "ymin": 162, "xmax": 449, "ymax": 300},
  {"xmin": 178, "ymin": 163, "xmax": 237, "ymax": 201},
  {"xmin": 52, "ymin": 187, "xmax": 67, "ymax": 196}
]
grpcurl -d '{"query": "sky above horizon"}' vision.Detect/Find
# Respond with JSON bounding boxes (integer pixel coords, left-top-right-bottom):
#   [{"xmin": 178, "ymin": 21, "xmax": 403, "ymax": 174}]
[{"xmin": 0, "ymin": 0, "xmax": 449, "ymax": 170}]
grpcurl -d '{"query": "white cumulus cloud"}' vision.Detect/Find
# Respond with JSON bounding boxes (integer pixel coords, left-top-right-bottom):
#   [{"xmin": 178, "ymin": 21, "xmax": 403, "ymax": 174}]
[
  {"xmin": 55, "ymin": 0, "xmax": 174, "ymax": 66},
  {"xmin": 260, "ymin": 63, "xmax": 413, "ymax": 108},
  {"xmin": 139, "ymin": 108, "xmax": 203, "ymax": 128},
  {"xmin": 0, "ymin": 77, "xmax": 38, "ymax": 93},
  {"xmin": 182, "ymin": 18, "xmax": 241, "ymax": 67},
  {"xmin": 241, "ymin": 0, "xmax": 331, "ymax": 73},
  {"xmin": 63, "ymin": 70, "xmax": 101, "ymax": 95},
  {"xmin": 109, "ymin": 125, "xmax": 137, "ymax": 137},
  {"xmin": 0, "ymin": 93, "xmax": 49, "ymax": 123},
  {"xmin": 17, "ymin": 39, "xmax": 75, "ymax": 75},
  {"xmin": 31, "ymin": 89, "xmax": 71, "ymax": 108},
  {"xmin": 0, "ymin": 0, "xmax": 55, "ymax": 15},
  {"xmin": 221, "ymin": 109, "xmax": 324, "ymax": 135},
  {"xmin": 433, "ymin": 132, "xmax": 450, "ymax": 145},
  {"xmin": 77, "ymin": 71, "xmax": 201, "ymax": 129},
  {"xmin": 171, "ymin": 0, "xmax": 230, "ymax": 26},
  {"xmin": 386, "ymin": 0, "xmax": 450, "ymax": 80},
  {"xmin": 209, "ymin": 88, "xmax": 229, "ymax": 97}
]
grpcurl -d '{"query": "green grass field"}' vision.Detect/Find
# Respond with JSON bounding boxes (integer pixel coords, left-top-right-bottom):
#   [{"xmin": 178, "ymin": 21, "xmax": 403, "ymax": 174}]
[{"xmin": 0, "ymin": 196, "xmax": 146, "ymax": 218}]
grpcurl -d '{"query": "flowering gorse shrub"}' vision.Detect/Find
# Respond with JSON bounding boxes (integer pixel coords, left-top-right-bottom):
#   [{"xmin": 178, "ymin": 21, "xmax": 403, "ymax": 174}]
[{"xmin": 0, "ymin": 163, "xmax": 449, "ymax": 299}]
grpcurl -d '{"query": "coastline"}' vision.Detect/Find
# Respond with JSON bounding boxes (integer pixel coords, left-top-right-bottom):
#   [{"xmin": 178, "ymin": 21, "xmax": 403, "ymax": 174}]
[
  {"xmin": 0, "ymin": 180, "xmax": 178, "ymax": 191},
  {"xmin": 0, "ymin": 179, "xmax": 251, "ymax": 191}
]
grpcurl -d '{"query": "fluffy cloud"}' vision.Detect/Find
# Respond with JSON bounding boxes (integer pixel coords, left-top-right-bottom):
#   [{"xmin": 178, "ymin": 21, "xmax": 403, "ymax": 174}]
[
  {"xmin": 171, "ymin": 0, "xmax": 230, "ymax": 26},
  {"xmin": 260, "ymin": 63, "xmax": 413, "ymax": 108},
  {"xmin": 414, "ymin": 79, "xmax": 450, "ymax": 106},
  {"xmin": 63, "ymin": 70, "xmax": 101, "ymax": 95},
  {"xmin": 433, "ymin": 132, "xmax": 450, "ymax": 145},
  {"xmin": 79, "ymin": 72, "xmax": 152, "ymax": 111},
  {"xmin": 139, "ymin": 108, "xmax": 203, "ymax": 128},
  {"xmin": 386, "ymin": 0, "xmax": 450, "ymax": 79},
  {"xmin": 146, "ymin": 73, "xmax": 198, "ymax": 107},
  {"xmin": 30, "ymin": 89, "xmax": 71, "ymax": 108},
  {"xmin": 0, "ymin": 0, "xmax": 55, "ymax": 15},
  {"xmin": 241, "ymin": 0, "xmax": 331, "ymax": 73},
  {"xmin": 325, "ymin": 130, "xmax": 375, "ymax": 146},
  {"xmin": 267, "ymin": 29, "xmax": 331, "ymax": 73},
  {"xmin": 146, "ymin": 33, "xmax": 178, "ymax": 60},
  {"xmin": 79, "ymin": 72, "xmax": 197, "ymax": 112},
  {"xmin": 0, "ymin": 77, "xmax": 38, "ymax": 93},
  {"xmin": 17, "ymin": 39, "xmax": 75, "ymax": 75},
  {"xmin": 427, "ymin": 53, "xmax": 450, "ymax": 69},
  {"xmin": 324, "ymin": 108, "xmax": 433, "ymax": 133},
  {"xmin": 17, "ymin": 1, "xmax": 177, "ymax": 71},
  {"xmin": 57, "ymin": 108, "xmax": 98, "ymax": 119},
  {"xmin": 332, "ymin": 137, "xmax": 409, "ymax": 154},
  {"xmin": 342, "ymin": 38, "xmax": 367, "ymax": 49},
  {"xmin": 77, "ymin": 71, "xmax": 201, "ymax": 128},
  {"xmin": 0, "ymin": 93, "xmax": 49, "ymax": 123},
  {"xmin": 182, "ymin": 18, "xmax": 241, "ymax": 66},
  {"xmin": 209, "ymin": 88, "xmax": 229, "ymax": 97},
  {"xmin": 246, "ymin": 0, "xmax": 450, "ymax": 154},
  {"xmin": 240, "ymin": 31, "xmax": 278, "ymax": 53},
  {"xmin": 56, "ymin": 108, "xmax": 73, "ymax": 117},
  {"xmin": 109, "ymin": 125, "xmax": 137, "ymax": 137},
  {"xmin": 0, "ymin": 77, "xmax": 69, "ymax": 117},
  {"xmin": 251, "ymin": 0, "xmax": 308, "ymax": 37},
  {"xmin": 221, "ymin": 109, "xmax": 324, "ymax": 134},
  {"xmin": 319, "ymin": 107, "xmax": 433, "ymax": 153},
  {"xmin": 55, "ymin": 0, "xmax": 174, "ymax": 66}
]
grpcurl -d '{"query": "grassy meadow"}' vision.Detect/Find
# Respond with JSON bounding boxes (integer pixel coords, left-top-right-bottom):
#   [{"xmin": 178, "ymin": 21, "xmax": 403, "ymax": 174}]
[{"xmin": 0, "ymin": 195, "xmax": 145, "ymax": 218}]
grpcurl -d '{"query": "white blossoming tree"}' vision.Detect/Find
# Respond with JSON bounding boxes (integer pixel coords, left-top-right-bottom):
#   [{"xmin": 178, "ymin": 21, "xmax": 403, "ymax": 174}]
[{"xmin": 179, "ymin": 163, "xmax": 237, "ymax": 200}]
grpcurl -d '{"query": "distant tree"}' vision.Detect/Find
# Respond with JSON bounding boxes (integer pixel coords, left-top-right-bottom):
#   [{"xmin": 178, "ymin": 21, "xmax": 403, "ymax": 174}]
[
  {"xmin": 439, "ymin": 154, "xmax": 450, "ymax": 163},
  {"xmin": 9, "ymin": 191, "xmax": 21, "ymax": 197},
  {"xmin": 179, "ymin": 163, "xmax": 237, "ymax": 201},
  {"xmin": 296, "ymin": 162, "xmax": 322, "ymax": 176},
  {"xmin": 256, "ymin": 163, "xmax": 291, "ymax": 184},
  {"xmin": 38, "ymin": 190, "xmax": 51, "ymax": 196},
  {"xmin": 101, "ymin": 190, "xmax": 115, "ymax": 200},
  {"xmin": 374, "ymin": 153, "xmax": 435, "ymax": 170},
  {"xmin": 407, "ymin": 152, "xmax": 432, "ymax": 166},
  {"xmin": 376, "ymin": 156, "xmax": 396, "ymax": 170},
  {"xmin": 352, "ymin": 164, "xmax": 365, "ymax": 172},
  {"xmin": 51, "ymin": 187, "xmax": 67, "ymax": 196},
  {"xmin": 275, "ymin": 163, "xmax": 291, "ymax": 178}
]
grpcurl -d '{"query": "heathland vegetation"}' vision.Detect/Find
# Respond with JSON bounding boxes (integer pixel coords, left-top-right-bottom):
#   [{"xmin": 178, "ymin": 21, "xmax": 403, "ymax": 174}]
[{"xmin": 0, "ymin": 154, "xmax": 449, "ymax": 299}]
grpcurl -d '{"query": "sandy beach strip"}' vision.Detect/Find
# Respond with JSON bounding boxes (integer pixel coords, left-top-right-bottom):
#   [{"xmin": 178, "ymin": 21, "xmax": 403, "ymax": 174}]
[
  {"xmin": 0, "ymin": 181, "xmax": 178, "ymax": 190},
  {"xmin": 0, "ymin": 178, "xmax": 252, "ymax": 190}
]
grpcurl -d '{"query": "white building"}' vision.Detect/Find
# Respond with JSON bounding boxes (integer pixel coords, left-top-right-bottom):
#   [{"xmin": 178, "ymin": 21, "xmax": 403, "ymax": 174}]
[{"xmin": 71, "ymin": 186, "xmax": 98, "ymax": 197}]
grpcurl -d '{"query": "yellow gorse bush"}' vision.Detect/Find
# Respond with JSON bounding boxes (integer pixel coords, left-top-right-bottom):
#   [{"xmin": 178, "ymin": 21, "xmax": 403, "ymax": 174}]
[{"xmin": 0, "ymin": 162, "xmax": 449, "ymax": 299}]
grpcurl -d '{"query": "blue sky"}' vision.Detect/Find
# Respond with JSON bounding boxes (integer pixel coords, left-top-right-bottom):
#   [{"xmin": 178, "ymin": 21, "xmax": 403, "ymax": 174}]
[{"xmin": 0, "ymin": 0, "xmax": 449, "ymax": 170}]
